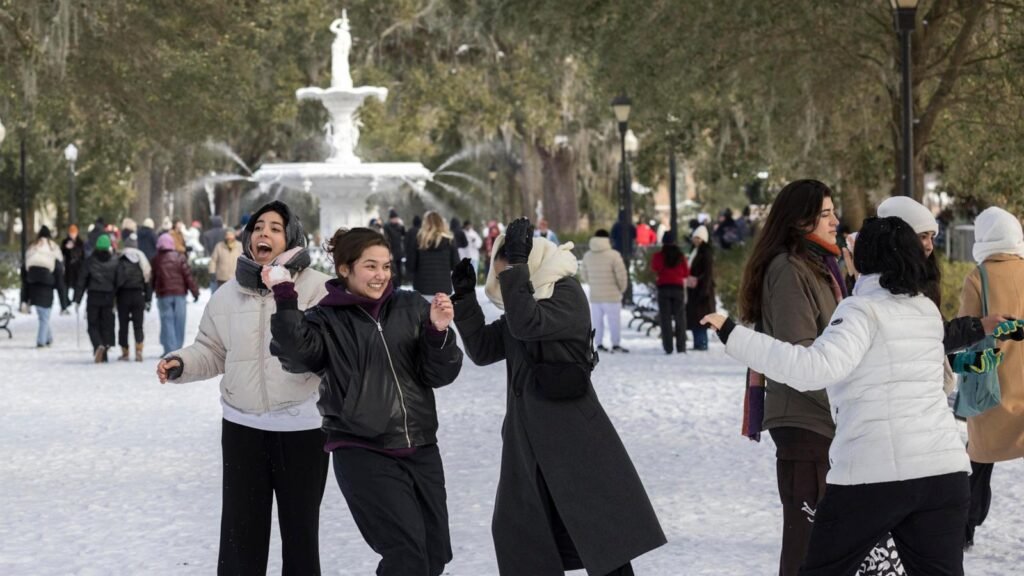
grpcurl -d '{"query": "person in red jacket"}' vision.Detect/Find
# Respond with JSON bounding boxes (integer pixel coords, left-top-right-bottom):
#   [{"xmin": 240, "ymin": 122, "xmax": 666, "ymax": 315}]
[
  {"xmin": 651, "ymin": 232, "xmax": 690, "ymax": 354},
  {"xmin": 152, "ymin": 232, "xmax": 199, "ymax": 354}
]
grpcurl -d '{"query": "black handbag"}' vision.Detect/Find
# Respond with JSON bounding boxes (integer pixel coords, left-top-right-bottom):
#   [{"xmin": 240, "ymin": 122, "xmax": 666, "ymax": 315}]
[{"xmin": 532, "ymin": 329, "xmax": 600, "ymax": 400}]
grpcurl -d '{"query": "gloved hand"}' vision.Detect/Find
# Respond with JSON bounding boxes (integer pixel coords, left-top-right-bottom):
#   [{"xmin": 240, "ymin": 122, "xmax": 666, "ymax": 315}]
[
  {"xmin": 952, "ymin": 348, "xmax": 1003, "ymax": 374},
  {"xmin": 503, "ymin": 217, "xmax": 533, "ymax": 265},
  {"xmin": 193, "ymin": 293, "xmax": 200, "ymax": 303},
  {"xmin": 451, "ymin": 258, "xmax": 476, "ymax": 298},
  {"xmin": 993, "ymin": 318, "xmax": 1024, "ymax": 341}
]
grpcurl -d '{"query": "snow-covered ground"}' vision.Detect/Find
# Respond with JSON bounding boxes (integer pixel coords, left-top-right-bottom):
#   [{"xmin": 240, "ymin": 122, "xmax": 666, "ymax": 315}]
[{"xmin": 2, "ymin": 288, "xmax": 1023, "ymax": 575}]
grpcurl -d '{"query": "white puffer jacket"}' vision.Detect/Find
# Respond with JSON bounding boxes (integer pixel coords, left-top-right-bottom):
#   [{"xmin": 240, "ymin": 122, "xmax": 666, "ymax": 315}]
[
  {"xmin": 26, "ymin": 239, "xmax": 63, "ymax": 272},
  {"xmin": 173, "ymin": 268, "xmax": 330, "ymax": 414},
  {"xmin": 725, "ymin": 274, "xmax": 970, "ymax": 485},
  {"xmin": 580, "ymin": 236, "xmax": 628, "ymax": 303}
]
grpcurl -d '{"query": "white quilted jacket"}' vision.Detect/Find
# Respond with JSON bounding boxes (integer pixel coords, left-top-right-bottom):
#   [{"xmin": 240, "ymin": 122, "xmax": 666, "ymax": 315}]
[
  {"xmin": 172, "ymin": 268, "xmax": 330, "ymax": 414},
  {"xmin": 725, "ymin": 274, "xmax": 970, "ymax": 485}
]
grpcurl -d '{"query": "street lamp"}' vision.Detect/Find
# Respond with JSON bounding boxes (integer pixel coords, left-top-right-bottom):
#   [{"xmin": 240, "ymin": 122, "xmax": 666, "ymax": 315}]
[
  {"xmin": 64, "ymin": 143, "xmax": 78, "ymax": 226},
  {"xmin": 611, "ymin": 93, "xmax": 633, "ymax": 304},
  {"xmin": 891, "ymin": 0, "xmax": 919, "ymax": 197},
  {"xmin": 488, "ymin": 161, "xmax": 498, "ymax": 221}
]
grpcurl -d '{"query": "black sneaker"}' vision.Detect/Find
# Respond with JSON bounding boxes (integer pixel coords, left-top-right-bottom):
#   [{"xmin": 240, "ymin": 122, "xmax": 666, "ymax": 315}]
[
  {"xmin": 612, "ymin": 345, "xmax": 630, "ymax": 353},
  {"xmin": 597, "ymin": 345, "xmax": 609, "ymax": 352}
]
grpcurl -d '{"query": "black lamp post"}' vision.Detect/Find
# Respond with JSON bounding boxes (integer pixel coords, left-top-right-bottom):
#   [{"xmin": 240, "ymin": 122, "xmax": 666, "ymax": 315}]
[
  {"xmin": 64, "ymin": 143, "xmax": 78, "ymax": 227},
  {"xmin": 488, "ymin": 161, "xmax": 498, "ymax": 221},
  {"xmin": 611, "ymin": 93, "xmax": 633, "ymax": 304},
  {"xmin": 892, "ymin": 0, "xmax": 919, "ymax": 197}
]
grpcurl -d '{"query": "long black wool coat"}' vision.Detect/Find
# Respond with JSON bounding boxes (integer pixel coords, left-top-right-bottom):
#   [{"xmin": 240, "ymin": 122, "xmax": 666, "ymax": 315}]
[{"xmin": 453, "ymin": 265, "xmax": 666, "ymax": 576}]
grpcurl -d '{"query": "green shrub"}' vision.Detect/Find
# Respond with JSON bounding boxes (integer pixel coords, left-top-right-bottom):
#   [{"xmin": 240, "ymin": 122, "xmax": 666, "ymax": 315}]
[
  {"xmin": 190, "ymin": 258, "xmax": 211, "ymax": 288},
  {"xmin": 0, "ymin": 259, "xmax": 19, "ymax": 290},
  {"xmin": 939, "ymin": 259, "xmax": 976, "ymax": 321},
  {"xmin": 714, "ymin": 243, "xmax": 752, "ymax": 317}
]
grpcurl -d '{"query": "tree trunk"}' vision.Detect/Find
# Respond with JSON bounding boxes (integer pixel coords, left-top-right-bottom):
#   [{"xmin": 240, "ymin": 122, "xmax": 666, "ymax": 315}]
[
  {"xmin": 538, "ymin": 143, "xmax": 579, "ymax": 234},
  {"xmin": 839, "ymin": 185, "xmax": 869, "ymax": 232}
]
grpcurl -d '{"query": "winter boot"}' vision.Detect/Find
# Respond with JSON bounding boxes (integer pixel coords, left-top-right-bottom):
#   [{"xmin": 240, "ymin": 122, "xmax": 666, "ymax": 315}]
[
  {"xmin": 94, "ymin": 345, "xmax": 106, "ymax": 364},
  {"xmin": 135, "ymin": 343, "xmax": 144, "ymax": 362},
  {"xmin": 118, "ymin": 347, "xmax": 130, "ymax": 361},
  {"xmin": 613, "ymin": 345, "xmax": 630, "ymax": 354}
]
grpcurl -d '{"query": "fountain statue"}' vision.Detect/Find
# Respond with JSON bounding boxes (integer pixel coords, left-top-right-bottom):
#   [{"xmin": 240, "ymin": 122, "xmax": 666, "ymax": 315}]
[{"xmin": 252, "ymin": 10, "xmax": 431, "ymax": 235}]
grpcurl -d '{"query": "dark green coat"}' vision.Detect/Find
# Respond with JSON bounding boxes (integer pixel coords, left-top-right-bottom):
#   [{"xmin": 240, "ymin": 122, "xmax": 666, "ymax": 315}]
[{"xmin": 454, "ymin": 266, "xmax": 665, "ymax": 576}]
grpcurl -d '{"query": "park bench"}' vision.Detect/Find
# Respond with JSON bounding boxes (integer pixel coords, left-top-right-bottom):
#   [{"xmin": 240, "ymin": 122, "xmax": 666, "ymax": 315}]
[{"xmin": 0, "ymin": 294, "xmax": 13, "ymax": 339}]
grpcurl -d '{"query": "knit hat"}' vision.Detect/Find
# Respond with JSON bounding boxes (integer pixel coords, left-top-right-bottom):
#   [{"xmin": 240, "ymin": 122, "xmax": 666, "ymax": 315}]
[
  {"xmin": 156, "ymin": 232, "xmax": 176, "ymax": 252},
  {"xmin": 121, "ymin": 217, "xmax": 137, "ymax": 233},
  {"xmin": 142, "ymin": 218, "xmax": 155, "ymax": 229},
  {"xmin": 692, "ymin": 225, "xmax": 709, "ymax": 243},
  {"xmin": 38, "ymin": 225, "xmax": 51, "ymax": 239},
  {"xmin": 123, "ymin": 232, "xmax": 139, "ymax": 249},
  {"xmin": 877, "ymin": 196, "xmax": 938, "ymax": 235},
  {"xmin": 973, "ymin": 207, "xmax": 1024, "ymax": 264},
  {"xmin": 388, "ymin": 208, "xmax": 399, "ymax": 219},
  {"xmin": 95, "ymin": 234, "xmax": 112, "ymax": 252}
]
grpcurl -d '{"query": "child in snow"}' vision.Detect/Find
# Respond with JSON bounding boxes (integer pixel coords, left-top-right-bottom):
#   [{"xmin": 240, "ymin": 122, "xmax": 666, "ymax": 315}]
[
  {"xmin": 265, "ymin": 227, "xmax": 463, "ymax": 576},
  {"xmin": 703, "ymin": 216, "xmax": 972, "ymax": 575}
]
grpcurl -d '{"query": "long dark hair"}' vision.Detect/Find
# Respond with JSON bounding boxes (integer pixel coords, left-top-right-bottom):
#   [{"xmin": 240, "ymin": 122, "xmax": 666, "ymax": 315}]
[
  {"xmin": 739, "ymin": 179, "xmax": 833, "ymax": 324},
  {"xmin": 923, "ymin": 252, "xmax": 941, "ymax": 308},
  {"xmin": 660, "ymin": 231, "xmax": 683, "ymax": 268},
  {"xmin": 855, "ymin": 217, "xmax": 929, "ymax": 296}
]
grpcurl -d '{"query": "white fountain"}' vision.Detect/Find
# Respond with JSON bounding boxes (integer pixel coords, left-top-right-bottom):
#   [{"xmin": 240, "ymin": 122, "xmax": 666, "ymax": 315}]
[{"xmin": 252, "ymin": 11, "xmax": 431, "ymax": 235}]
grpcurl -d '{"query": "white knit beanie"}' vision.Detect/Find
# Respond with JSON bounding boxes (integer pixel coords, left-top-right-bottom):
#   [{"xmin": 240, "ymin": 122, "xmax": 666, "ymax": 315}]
[
  {"xmin": 973, "ymin": 207, "xmax": 1024, "ymax": 264},
  {"xmin": 692, "ymin": 225, "xmax": 709, "ymax": 243},
  {"xmin": 877, "ymin": 196, "xmax": 938, "ymax": 235}
]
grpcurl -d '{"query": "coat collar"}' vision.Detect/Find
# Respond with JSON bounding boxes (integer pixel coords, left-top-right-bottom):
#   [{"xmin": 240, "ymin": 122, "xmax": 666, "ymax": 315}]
[{"xmin": 852, "ymin": 273, "xmax": 886, "ymax": 296}]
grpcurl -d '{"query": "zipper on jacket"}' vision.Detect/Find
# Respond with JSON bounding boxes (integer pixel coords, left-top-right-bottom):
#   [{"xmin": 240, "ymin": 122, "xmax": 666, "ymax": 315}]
[
  {"xmin": 358, "ymin": 308, "xmax": 413, "ymax": 448},
  {"xmin": 259, "ymin": 298, "xmax": 270, "ymax": 413}
]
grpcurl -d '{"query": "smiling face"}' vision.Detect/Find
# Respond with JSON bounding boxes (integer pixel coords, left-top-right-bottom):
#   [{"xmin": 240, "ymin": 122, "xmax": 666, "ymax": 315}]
[
  {"xmin": 250, "ymin": 211, "xmax": 287, "ymax": 265},
  {"xmin": 810, "ymin": 196, "xmax": 839, "ymax": 245},
  {"xmin": 339, "ymin": 245, "xmax": 392, "ymax": 300}
]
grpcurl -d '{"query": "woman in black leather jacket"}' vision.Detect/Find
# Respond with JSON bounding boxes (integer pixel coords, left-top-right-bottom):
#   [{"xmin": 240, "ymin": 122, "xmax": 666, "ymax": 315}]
[{"xmin": 265, "ymin": 227, "xmax": 463, "ymax": 576}]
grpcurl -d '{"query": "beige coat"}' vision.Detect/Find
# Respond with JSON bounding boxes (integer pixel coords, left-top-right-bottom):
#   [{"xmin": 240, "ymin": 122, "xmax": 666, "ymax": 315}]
[
  {"xmin": 172, "ymin": 268, "xmax": 330, "ymax": 414},
  {"xmin": 208, "ymin": 239, "xmax": 242, "ymax": 282},
  {"xmin": 959, "ymin": 253, "xmax": 1024, "ymax": 463},
  {"xmin": 580, "ymin": 237, "xmax": 628, "ymax": 303}
]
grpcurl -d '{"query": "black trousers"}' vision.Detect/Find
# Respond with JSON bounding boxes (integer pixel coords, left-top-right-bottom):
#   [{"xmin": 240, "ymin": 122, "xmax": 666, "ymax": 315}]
[
  {"xmin": 966, "ymin": 460, "xmax": 994, "ymax": 543},
  {"xmin": 800, "ymin": 472, "xmax": 970, "ymax": 576},
  {"xmin": 770, "ymin": 427, "xmax": 831, "ymax": 576},
  {"xmin": 218, "ymin": 420, "xmax": 329, "ymax": 576},
  {"xmin": 116, "ymin": 290, "xmax": 146, "ymax": 347},
  {"xmin": 657, "ymin": 286, "xmax": 686, "ymax": 353},
  {"xmin": 332, "ymin": 444, "xmax": 452, "ymax": 576},
  {"xmin": 86, "ymin": 295, "xmax": 116, "ymax": 350}
]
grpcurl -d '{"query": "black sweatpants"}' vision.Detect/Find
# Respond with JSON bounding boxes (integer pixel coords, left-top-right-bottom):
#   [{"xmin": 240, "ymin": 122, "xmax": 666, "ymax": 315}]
[
  {"xmin": 966, "ymin": 460, "xmax": 994, "ymax": 544},
  {"xmin": 86, "ymin": 292, "xmax": 115, "ymax": 350},
  {"xmin": 657, "ymin": 286, "xmax": 686, "ymax": 353},
  {"xmin": 770, "ymin": 427, "xmax": 830, "ymax": 576},
  {"xmin": 800, "ymin": 472, "xmax": 970, "ymax": 576},
  {"xmin": 332, "ymin": 444, "xmax": 452, "ymax": 576},
  {"xmin": 116, "ymin": 289, "xmax": 146, "ymax": 347},
  {"xmin": 218, "ymin": 420, "xmax": 329, "ymax": 576}
]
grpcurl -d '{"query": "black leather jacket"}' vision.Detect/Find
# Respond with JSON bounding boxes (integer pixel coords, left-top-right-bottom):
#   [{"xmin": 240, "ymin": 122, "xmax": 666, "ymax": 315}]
[{"xmin": 271, "ymin": 283, "xmax": 463, "ymax": 449}]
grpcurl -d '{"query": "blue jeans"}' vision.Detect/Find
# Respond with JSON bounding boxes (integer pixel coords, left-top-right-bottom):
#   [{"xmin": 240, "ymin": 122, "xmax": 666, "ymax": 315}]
[
  {"xmin": 692, "ymin": 327, "xmax": 708, "ymax": 350},
  {"xmin": 158, "ymin": 295, "xmax": 187, "ymax": 355},
  {"xmin": 35, "ymin": 305, "xmax": 52, "ymax": 346}
]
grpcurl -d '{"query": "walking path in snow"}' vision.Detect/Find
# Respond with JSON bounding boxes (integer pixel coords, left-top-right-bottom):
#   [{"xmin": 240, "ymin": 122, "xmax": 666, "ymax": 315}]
[{"xmin": 2, "ymin": 289, "xmax": 1022, "ymax": 575}]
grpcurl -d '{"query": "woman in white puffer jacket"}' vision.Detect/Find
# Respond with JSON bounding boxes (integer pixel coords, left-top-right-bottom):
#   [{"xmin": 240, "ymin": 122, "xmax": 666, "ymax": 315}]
[{"xmin": 704, "ymin": 216, "xmax": 971, "ymax": 576}]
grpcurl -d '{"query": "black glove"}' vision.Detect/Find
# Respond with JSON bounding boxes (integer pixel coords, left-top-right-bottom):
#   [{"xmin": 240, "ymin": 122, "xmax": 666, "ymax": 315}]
[
  {"xmin": 503, "ymin": 217, "xmax": 534, "ymax": 265},
  {"xmin": 193, "ymin": 294, "xmax": 200, "ymax": 303},
  {"xmin": 451, "ymin": 258, "xmax": 476, "ymax": 298},
  {"xmin": 145, "ymin": 302, "xmax": 152, "ymax": 312}
]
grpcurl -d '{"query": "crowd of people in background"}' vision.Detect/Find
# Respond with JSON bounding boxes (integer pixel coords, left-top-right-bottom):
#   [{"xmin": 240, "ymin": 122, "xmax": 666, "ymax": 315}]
[{"xmin": 13, "ymin": 190, "xmax": 1024, "ymax": 576}]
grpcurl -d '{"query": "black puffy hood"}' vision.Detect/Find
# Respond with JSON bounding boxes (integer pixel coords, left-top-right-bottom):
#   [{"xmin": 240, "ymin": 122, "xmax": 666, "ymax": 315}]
[{"xmin": 239, "ymin": 200, "xmax": 307, "ymax": 259}]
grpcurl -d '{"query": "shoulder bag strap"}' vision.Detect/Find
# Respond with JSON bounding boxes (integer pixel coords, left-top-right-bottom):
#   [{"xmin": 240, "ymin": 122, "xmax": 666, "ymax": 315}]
[{"xmin": 978, "ymin": 264, "xmax": 990, "ymax": 317}]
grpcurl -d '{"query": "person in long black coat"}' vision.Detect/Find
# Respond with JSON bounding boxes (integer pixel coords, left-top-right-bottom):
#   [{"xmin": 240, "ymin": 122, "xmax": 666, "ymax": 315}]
[
  {"xmin": 60, "ymin": 224, "xmax": 85, "ymax": 304},
  {"xmin": 452, "ymin": 218, "xmax": 665, "ymax": 576},
  {"xmin": 686, "ymin": 226, "xmax": 715, "ymax": 350}
]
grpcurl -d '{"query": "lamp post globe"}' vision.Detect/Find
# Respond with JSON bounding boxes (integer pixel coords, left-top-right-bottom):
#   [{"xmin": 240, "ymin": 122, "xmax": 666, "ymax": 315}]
[{"xmin": 64, "ymin": 143, "xmax": 79, "ymax": 226}]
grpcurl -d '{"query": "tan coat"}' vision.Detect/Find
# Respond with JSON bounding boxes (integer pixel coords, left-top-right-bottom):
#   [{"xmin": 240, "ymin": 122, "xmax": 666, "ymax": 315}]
[
  {"xmin": 959, "ymin": 253, "xmax": 1024, "ymax": 463},
  {"xmin": 580, "ymin": 237, "xmax": 628, "ymax": 303},
  {"xmin": 208, "ymin": 239, "xmax": 242, "ymax": 282}
]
